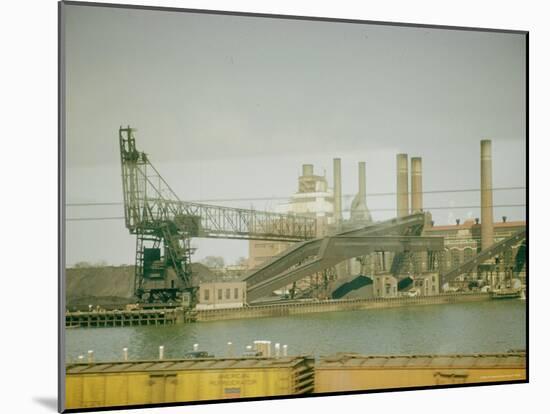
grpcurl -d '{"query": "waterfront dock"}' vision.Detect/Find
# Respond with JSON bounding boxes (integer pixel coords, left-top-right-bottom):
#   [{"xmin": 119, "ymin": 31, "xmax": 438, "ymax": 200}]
[
  {"xmin": 196, "ymin": 292, "xmax": 492, "ymax": 322},
  {"xmin": 65, "ymin": 308, "xmax": 178, "ymax": 328},
  {"xmin": 65, "ymin": 292, "xmax": 494, "ymax": 327}
]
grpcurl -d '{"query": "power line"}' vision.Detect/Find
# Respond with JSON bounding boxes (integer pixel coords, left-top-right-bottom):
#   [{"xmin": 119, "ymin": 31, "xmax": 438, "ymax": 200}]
[
  {"xmin": 66, "ymin": 203, "xmax": 526, "ymax": 221},
  {"xmin": 66, "ymin": 186, "xmax": 526, "ymax": 207},
  {"xmin": 67, "ymin": 217, "xmax": 124, "ymax": 222}
]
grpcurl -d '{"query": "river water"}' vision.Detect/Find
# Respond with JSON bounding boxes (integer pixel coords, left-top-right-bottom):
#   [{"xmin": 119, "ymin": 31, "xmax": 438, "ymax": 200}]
[{"xmin": 65, "ymin": 300, "xmax": 526, "ymax": 362}]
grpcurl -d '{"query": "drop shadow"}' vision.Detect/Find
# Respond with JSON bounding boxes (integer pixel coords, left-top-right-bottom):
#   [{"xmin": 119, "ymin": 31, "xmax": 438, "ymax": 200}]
[{"xmin": 33, "ymin": 396, "xmax": 58, "ymax": 412}]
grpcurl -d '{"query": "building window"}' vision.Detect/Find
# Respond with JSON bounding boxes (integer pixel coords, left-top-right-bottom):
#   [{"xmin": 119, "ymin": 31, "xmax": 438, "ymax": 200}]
[
  {"xmin": 225, "ymin": 288, "xmax": 230, "ymax": 299},
  {"xmin": 234, "ymin": 288, "xmax": 239, "ymax": 299},
  {"xmin": 204, "ymin": 289, "xmax": 210, "ymax": 301},
  {"xmin": 218, "ymin": 289, "xmax": 222, "ymax": 300}
]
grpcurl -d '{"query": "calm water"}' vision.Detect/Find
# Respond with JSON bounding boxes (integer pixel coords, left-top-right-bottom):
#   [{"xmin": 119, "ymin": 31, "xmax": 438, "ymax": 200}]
[{"xmin": 65, "ymin": 300, "xmax": 526, "ymax": 362}]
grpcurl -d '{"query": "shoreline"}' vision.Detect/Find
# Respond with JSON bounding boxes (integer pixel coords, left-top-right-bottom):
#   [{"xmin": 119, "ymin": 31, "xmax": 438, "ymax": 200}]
[
  {"xmin": 194, "ymin": 292, "xmax": 494, "ymax": 322},
  {"xmin": 65, "ymin": 292, "xmax": 518, "ymax": 328}
]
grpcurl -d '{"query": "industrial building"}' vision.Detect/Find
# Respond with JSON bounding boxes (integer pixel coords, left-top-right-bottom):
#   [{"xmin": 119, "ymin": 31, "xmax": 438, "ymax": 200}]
[
  {"xmin": 248, "ymin": 164, "xmax": 334, "ymax": 269},
  {"xmin": 196, "ymin": 281, "xmax": 247, "ymax": 310},
  {"xmin": 426, "ymin": 219, "xmax": 526, "ymax": 288}
]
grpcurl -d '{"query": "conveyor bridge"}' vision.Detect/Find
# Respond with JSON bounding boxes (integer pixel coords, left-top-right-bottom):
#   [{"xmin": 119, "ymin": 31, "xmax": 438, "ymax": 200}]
[{"xmin": 244, "ymin": 213, "xmax": 444, "ymax": 302}]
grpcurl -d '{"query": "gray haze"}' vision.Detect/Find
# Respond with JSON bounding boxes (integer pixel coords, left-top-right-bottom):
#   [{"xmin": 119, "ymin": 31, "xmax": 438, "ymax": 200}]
[{"xmin": 64, "ymin": 4, "xmax": 526, "ymax": 266}]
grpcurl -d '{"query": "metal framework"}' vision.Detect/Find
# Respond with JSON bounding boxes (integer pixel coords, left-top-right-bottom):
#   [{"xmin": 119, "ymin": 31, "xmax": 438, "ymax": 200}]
[
  {"xmin": 441, "ymin": 229, "xmax": 526, "ymax": 284},
  {"xmin": 119, "ymin": 126, "xmax": 316, "ymax": 302},
  {"xmin": 244, "ymin": 213, "xmax": 444, "ymax": 302}
]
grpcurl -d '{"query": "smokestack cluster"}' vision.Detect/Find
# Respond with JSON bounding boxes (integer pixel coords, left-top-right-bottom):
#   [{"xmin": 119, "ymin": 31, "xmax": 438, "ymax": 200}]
[
  {"xmin": 396, "ymin": 154, "xmax": 409, "ymax": 217},
  {"xmin": 480, "ymin": 139, "xmax": 494, "ymax": 250},
  {"xmin": 388, "ymin": 141, "xmax": 496, "ymax": 240},
  {"xmin": 333, "ymin": 158, "xmax": 342, "ymax": 226},
  {"xmin": 411, "ymin": 157, "xmax": 423, "ymax": 213}
]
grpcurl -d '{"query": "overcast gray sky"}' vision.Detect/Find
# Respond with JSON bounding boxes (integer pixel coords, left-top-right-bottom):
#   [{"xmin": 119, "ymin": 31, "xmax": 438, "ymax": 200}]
[{"xmin": 64, "ymin": 4, "xmax": 526, "ymax": 267}]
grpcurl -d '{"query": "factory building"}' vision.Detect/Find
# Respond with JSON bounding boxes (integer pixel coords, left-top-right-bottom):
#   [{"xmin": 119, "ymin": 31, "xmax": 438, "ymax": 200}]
[
  {"xmin": 410, "ymin": 272, "xmax": 440, "ymax": 296},
  {"xmin": 372, "ymin": 274, "xmax": 398, "ymax": 298},
  {"xmin": 425, "ymin": 218, "xmax": 526, "ymax": 287},
  {"xmin": 276, "ymin": 163, "xmax": 335, "ymax": 235},
  {"xmin": 196, "ymin": 281, "xmax": 247, "ymax": 310},
  {"xmin": 248, "ymin": 164, "xmax": 335, "ymax": 269}
]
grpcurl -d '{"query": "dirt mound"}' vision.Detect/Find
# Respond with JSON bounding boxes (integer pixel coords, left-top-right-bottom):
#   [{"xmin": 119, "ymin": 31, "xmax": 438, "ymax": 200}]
[
  {"xmin": 66, "ymin": 266, "xmax": 135, "ymax": 300},
  {"xmin": 65, "ymin": 263, "xmax": 217, "ymax": 309}
]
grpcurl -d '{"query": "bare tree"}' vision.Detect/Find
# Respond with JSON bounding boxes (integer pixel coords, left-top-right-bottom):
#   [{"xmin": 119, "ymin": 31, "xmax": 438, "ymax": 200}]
[{"xmin": 200, "ymin": 256, "xmax": 225, "ymax": 269}]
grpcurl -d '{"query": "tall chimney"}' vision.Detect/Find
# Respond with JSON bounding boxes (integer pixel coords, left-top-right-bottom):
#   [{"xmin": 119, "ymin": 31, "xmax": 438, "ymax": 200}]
[
  {"xmin": 333, "ymin": 158, "xmax": 342, "ymax": 226},
  {"xmin": 358, "ymin": 161, "xmax": 366, "ymax": 199},
  {"xmin": 350, "ymin": 161, "xmax": 372, "ymax": 223},
  {"xmin": 481, "ymin": 139, "xmax": 494, "ymax": 250},
  {"xmin": 396, "ymin": 154, "xmax": 409, "ymax": 217},
  {"xmin": 411, "ymin": 157, "xmax": 423, "ymax": 213}
]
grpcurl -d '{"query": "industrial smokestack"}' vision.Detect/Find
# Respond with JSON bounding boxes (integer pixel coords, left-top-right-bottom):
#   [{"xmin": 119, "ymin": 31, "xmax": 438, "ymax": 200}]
[
  {"xmin": 481, "ymin": 139, "xmax": 494, "ymax": 250},
  {"xmin": 333, "ymin": 158, "xmax": 342, "ymax": 226},
  {"xmin": 411, "ymin": 157, "xmax": 423, "ymax": 213},
  {"xmin": 350, "ymin": 161, "xmax": 372, "ymax": 223},
  {"xmin": 396, "ymin": 154, "xmax": 409, "ymax": 217},
  {"xmin": 358, "ymin": 161, "xmax": 366, "ymax": 198},
  {"xmin": 302, "ymin": 164, "xmax": 314, "ymax": 177}
]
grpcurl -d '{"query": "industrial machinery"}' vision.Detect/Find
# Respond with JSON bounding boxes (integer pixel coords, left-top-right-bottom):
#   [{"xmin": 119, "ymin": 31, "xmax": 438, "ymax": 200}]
[
  {"xmin": 441, "ymin": 229, "xmax": 526, "ymax": 284},
  {"xmin": 118, "ymin": 126, "xmax": 316, "ymax": 303}
]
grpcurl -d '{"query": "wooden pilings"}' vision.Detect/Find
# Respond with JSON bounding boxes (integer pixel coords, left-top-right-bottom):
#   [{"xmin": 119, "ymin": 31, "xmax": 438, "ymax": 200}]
[{"xmin": 65, "ymin": 309, "xmax": 178, "ymax": 328}]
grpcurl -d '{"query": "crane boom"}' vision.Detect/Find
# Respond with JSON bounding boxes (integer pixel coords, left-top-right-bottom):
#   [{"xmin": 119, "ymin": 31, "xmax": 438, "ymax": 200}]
[
  {"xmin": 119, "ymin": 127, "xmax": 316, "ymax": 241},
  {"xmin": 118, "ymin": 126, "xmax": 316, "ymax": 302}
]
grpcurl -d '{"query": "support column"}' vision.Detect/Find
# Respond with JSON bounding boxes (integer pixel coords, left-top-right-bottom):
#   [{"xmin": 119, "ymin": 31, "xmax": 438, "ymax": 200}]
[
  {"xmin": 411, "ymin": 157, "xmax": 423, "ymax": 213},
  {"xmin": 481, "ymin": 140, "xmax": 494, "ymax": 250},
  {"xmin": 396, "ymin": 154, "xmax": 409, "ymax": 217}
]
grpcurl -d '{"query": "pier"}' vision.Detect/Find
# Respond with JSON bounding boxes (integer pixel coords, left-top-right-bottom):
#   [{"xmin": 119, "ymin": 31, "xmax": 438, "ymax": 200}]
[{"xmin": 65, "ymin": 308, "xmax": 178, "ymax": 328}]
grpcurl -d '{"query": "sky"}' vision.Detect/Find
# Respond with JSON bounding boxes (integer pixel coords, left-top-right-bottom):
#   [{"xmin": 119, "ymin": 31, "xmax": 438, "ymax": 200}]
[{"xmin": 63, "ymin": 4, "xmax": 526, "ymax": 267}]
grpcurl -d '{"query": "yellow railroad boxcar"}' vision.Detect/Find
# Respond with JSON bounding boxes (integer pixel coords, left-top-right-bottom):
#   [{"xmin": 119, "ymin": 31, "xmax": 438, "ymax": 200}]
[
  {"xmin": 314, "ymin": 352, "xmax": 526, "ymax": 393},
  {"xmin": 66, "ymin": 356, "xmax": 314, "ymax": 410}
]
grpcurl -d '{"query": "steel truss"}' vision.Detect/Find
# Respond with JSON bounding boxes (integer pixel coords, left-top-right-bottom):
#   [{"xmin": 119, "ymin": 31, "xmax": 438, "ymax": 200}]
[{"xmin": 119, "ymin": 126, "xmax": 316, "ymax": 302}]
